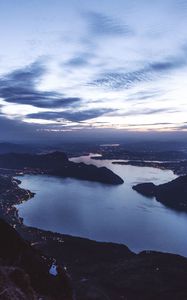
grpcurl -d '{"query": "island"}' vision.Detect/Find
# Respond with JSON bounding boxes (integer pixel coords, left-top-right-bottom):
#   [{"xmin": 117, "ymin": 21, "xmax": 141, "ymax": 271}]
[
  {"xmin": 133, "ymin": 175, "xmax": 187, "ymax": 212},
  {"xmin": 0, "ymin": 151, "xmax": 124, "ymax": 185}
]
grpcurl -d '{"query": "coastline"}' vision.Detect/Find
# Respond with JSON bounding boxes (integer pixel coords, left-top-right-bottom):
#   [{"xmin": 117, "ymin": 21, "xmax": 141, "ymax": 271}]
[
  {"xmin": 2, "ymin": 175, "xmax": 187, "ymax": 299},
  {"xmin": 112, "ymin": 160, "xmax": 187, "ymax": 175}
]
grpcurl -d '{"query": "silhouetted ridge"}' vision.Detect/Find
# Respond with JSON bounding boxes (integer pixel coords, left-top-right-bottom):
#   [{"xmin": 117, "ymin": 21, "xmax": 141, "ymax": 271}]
[{"xmin": 0, "ymin": 151, "xmax": 124, "ymax": 184}]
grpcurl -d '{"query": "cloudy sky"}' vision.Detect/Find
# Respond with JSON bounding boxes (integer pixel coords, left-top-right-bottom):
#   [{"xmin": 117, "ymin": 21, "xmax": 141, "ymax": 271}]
[{"xmin": 0, "ymin": 0, "xmax": 187, "ymax": 141}]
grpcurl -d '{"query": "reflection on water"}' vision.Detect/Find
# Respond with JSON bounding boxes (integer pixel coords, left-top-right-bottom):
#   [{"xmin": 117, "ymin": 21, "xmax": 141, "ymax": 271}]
[{"xmin": 16, "ymin": 154, "xmax": 187, "ymax": 257}]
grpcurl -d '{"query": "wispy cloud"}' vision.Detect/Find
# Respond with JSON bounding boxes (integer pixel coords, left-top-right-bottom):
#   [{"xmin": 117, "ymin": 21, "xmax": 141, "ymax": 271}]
[
  {"xmin": 64, "ymin": 52, "xmax": 94, "ymax": 68},
  {"xmin": 89, "ymin": 56, "xmax": 186, "ymax": 90},
  {"xmin": 109, "ymin": 107, "xmax": 179, "ymax": 117},
  {"xmin": 85, "ymin": 12, "xmax": 132, "ymax": 37}
]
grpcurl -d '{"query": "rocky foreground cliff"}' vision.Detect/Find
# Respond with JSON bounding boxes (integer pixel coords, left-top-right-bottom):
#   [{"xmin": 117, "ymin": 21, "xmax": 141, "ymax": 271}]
[
  {"xmin": 0, "ymin": 218, "xmax": 73, "ymax": 300},
  {"xmin": 2, "ymin": 221, "xmax": 187, "ymax": 300},
  {"xmin": 1, "ymin": 213, "xmax": 187, "ymax": 300}
]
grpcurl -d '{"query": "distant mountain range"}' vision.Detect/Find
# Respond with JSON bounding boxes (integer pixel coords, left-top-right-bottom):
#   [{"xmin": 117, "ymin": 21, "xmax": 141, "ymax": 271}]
[{"xmin": 0, "ymin": 142, "xmax": 37, "ymax": 154}]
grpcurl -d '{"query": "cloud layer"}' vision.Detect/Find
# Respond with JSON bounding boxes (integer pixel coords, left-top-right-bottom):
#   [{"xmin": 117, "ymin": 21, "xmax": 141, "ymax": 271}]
[{"xmin": 0, "ymin": 0, "xmax": 187, "ymax": 139}]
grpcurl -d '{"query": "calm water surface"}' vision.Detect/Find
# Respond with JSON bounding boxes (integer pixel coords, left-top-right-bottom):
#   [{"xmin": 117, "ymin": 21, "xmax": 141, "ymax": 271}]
[{"xmin": 16, "ymin": 154, "xmax": 187, "ymax": 256}]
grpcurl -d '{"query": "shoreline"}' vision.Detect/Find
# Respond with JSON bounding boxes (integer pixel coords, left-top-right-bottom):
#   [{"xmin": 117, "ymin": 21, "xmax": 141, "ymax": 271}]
[
  {"xmin": 2, "ymin": 174, "xmax": 187, "ymax": 299},
  {"xmin": 111, "ymin": 160, "xmax": 187, "ymax": 176},
  {"xmin": 0, "ymin": 177, "xmax": 35, "ymax": 228},
  {"xmin": 1, "ymin": 174, "xmax": 186, "ymax": 257}
]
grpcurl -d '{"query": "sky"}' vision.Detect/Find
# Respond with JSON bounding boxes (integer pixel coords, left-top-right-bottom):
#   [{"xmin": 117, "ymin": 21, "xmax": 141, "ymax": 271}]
[{"xmin": 0, "ymin": 0, "xmax": 187, "ymax": 142}]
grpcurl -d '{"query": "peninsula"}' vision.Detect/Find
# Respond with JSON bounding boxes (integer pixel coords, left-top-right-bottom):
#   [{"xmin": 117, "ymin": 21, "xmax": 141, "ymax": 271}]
[
  {"xmin": 0, "ymin": 151, "xmax": 124, "ymax": 185},
  {"xmin": 133, "ymin": 175, "xmax": 187, "ymax": 212}
]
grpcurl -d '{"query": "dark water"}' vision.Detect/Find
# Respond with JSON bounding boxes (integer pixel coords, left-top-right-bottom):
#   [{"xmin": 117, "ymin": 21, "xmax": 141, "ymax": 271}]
[{"xmin": 16, "ymin": 154, "xmax": 187, "ymax": 256}]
